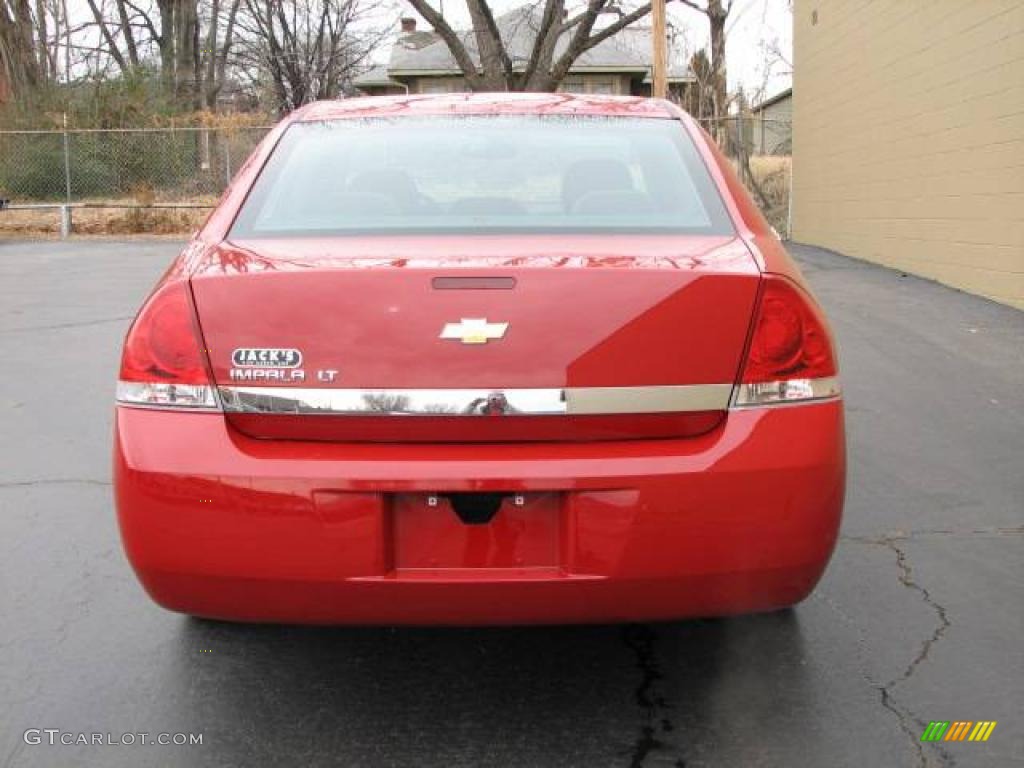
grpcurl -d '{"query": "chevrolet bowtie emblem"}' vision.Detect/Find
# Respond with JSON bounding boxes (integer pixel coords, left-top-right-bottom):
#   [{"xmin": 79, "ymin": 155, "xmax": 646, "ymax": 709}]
[{"xmin": 440, "ymin": 318, "xmax": 509, "ymax": 344}]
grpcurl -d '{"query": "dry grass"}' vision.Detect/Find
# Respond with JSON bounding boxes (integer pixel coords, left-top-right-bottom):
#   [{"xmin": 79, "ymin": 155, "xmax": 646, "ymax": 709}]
[
  {"xmin": 747, "ymin": 155, "xmax": 792, "ymax": 237},
  {"xmin": 0, "ymin": 191, "xmax": 216, "ymax": 238}
]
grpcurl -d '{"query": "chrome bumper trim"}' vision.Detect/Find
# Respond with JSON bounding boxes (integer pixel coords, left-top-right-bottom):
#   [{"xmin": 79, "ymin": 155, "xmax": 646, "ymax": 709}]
[{"xmin": 217, "ymin": 384, "xmax": 734, "ymax": 416}]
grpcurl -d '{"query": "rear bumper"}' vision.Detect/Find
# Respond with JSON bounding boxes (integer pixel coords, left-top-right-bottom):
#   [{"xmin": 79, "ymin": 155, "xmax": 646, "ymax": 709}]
[{"xmin": 113, "ymin": 401, "xmax": 845, "ymax": 624}]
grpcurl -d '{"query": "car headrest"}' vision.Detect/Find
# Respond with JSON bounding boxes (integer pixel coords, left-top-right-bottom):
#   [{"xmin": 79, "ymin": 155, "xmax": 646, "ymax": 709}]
[
  {"xmin": 300, "ymin": 191, "xmax": 399, "ymax": 222},
  {"xmin": 449, "ymin": 197, "xmax": 527, "ymax": 216},
  {"xmin": 347, "ymin": 169, "xmax": 423, "ymax": 210},
  {"xmin": 571, "ymin": 190, "xmax": 656, "ymax": 216},
  {"xmin": 562, "ymin": 158, "xmax": 634, "ymax": 212}
]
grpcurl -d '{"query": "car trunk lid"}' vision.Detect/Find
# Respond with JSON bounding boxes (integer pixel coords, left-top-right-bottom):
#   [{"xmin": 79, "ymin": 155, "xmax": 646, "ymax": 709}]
[{"xmin": 190, "ymin": 235, "xmax": 759, "ymax": 441}]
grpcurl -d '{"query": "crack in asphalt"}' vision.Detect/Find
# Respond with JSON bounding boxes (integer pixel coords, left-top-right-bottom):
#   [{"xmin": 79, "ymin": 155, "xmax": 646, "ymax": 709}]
[
  {"xmin": 621, "ymin": 625, "xmax": 685, "ymax": 768},
  {"xmin": 849, "ymin": 527, "xmax": 1023, "ymax": 539},
  {"xmin": 0, "ymin": 315, "xmax": 133, "ymax": 334},
  {"xmin": 0, "ymin": 478, "xmax": 112, "ymax": 488},
  {"xmin": 2, "ymin": 740, "xmax": 25, "ymax": 768},
  {"xmin": 843, "ymin": 534, "xmax": 954, "ymax": 768}
]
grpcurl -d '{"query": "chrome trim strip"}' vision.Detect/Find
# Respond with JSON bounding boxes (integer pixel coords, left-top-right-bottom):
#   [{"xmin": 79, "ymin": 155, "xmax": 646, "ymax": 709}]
[
  {"xmin": 566, "ymin": 384, "xmax": 733, "ymax": 415},
  {"xmin": 217, "ymin": 384, "xmax": 733, "ymax": 416}
]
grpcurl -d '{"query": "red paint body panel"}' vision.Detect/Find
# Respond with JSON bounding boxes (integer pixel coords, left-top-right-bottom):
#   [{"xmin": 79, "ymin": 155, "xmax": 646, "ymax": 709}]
[
  {"xmin": 114, "ymin": 95, "xmax": 846, "ymax": 624},
  {"xmin": 114, "ymin": 401, "xmax": 844, "ymax": 624},
  {"xmin": 190, "ymin": 235, "xmax": 760, "ymax": 442},
  {"xmin": 191, "ymin": 236, "xmax": 758, "ymax": 390}
]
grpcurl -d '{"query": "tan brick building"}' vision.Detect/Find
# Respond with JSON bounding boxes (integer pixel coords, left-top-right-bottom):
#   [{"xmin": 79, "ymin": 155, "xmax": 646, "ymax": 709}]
[{"xmin": 791, "ymin": 1, "xmax": 1024, "ymax": 309}]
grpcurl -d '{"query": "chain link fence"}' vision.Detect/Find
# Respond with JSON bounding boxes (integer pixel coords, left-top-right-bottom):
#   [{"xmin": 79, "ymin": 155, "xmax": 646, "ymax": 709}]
[
  {"xmin": 0, "ymin": 126, "xmax": 270, "ymax": 235},
  {"xmin": 0, "ymin": 116, "xmax": 791, "ymax": 237}
]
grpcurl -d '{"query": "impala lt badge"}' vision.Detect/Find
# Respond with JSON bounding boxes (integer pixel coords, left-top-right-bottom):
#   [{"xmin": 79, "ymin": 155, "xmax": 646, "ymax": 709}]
[{"xmin": 440, "ymin": 318, "xmax": 509, "ymax": 345}]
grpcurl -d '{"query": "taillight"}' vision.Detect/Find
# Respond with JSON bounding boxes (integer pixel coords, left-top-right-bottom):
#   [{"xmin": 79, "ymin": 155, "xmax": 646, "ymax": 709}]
[
  {"xmin": 733, "ymin": 275, "xmax": 840, "ymax": 406},
  {"xmin": 116, "ymin": 281, "xmax": 218, "ymax": 409}
]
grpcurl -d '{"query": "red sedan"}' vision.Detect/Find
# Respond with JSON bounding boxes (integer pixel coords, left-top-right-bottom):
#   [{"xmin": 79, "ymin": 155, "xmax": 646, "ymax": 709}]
[{"xmin": 114, "ymin": 94, "xmax": 844, "ymax": 625}]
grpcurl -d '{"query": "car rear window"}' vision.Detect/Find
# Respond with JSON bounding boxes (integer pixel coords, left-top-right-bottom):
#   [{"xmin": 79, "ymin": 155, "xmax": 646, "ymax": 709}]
[{"xmin": 230, "ymin": 115, "xmax": 734, "ymax": 237}]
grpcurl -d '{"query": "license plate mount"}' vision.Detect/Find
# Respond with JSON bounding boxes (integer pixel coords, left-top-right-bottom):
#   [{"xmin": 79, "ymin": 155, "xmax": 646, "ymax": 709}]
[{"xmin": 391, "ymin": 492, "xmax": 561, "ymax": 570}]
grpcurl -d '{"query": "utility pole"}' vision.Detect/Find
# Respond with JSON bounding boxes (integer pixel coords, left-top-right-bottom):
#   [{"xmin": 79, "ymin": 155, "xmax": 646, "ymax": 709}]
[{"xmin": 652, "ymin": 0, "xmax": 667, "ymax": 99}]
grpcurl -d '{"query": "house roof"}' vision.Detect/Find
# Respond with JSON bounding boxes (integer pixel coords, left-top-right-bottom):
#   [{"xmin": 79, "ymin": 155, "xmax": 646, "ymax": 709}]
[
  {"xmin": 383, "ymin": 4, "xmax": 693, "ymax": 81},
  {"xmin": 752, "ymin": 87, "xmax": 792, "ymax": 113},
  {"xmin": 353, "ymin": 64, "xmax": 404, "ymax": 89}
]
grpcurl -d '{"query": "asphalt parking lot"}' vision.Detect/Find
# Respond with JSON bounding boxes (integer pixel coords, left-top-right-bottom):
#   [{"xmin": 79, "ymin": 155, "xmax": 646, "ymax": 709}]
[{"xmin": 1, "ymin": 238, "xmax": 1021, "ymax": 768}]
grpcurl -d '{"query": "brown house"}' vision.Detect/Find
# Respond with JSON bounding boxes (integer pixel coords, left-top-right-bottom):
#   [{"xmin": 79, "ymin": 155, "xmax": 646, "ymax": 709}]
[{"xmin": 355, "ymin": 6, "xmax": 693, "ymax": 100}]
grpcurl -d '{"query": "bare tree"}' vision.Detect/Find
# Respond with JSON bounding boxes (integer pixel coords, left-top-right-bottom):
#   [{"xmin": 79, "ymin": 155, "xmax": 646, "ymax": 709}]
[
  {"xmin": 754, "ymin": 34, "xmax": 791, "ymax": 104},
  {"xmin": 677, "ymin": 0, "xmax": 732, "ymax": 121},
  {"xmin": 3, "ymin": 0, "xmax": 381, "ymax": 114},
  {"xmin": 1, "ymin": 0, "xmax": 140, "ymax": 95},
  {"xmin": 233, "ymin": 0, "xmax": 385, "ymax": 114},
  {"xmin": 85, "ymin": 0, "xmax": 131, "ymax": 73},
  {"xmin": 0, "ymin": 0, "xmax": 43, "ymax": 98},
  {"xmin": 37, "ymin": 0, "xmax": 73, "ymax": 82},
  {"xmin": 682, "ymin": 48, "xmax": 714, "ymax": 119},
  {"xmin": 34, "ymin": 0, "xmax": 49, "ymax": 79},
  {"xmin": 201, "ymin": 0, "xmax": 241, "ymax": 108},
  {"xmin": 153, "ymin": 0, "xmax": 200, "ymax": 105},
  {"xmin": 113, "ymin": 0, "xmax": 141, "ymax": 67},
  {"xmin": 77, "ymin": 0, "xmax": 202, "ymax": 104},
  {"xmin": 80, "ymin": 0, "xmax": 143, "ymax": 75},
  {"xmin": 405, "ymin": 0, "xmax": 674, "ymax": 92},
  {"xmin": 71, "ymin": 0, "xmax": 241, "ymax": 109}
]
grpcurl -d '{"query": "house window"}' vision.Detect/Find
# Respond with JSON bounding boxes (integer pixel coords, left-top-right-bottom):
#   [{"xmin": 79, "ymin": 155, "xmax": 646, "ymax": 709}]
[
  {"xmin": 557, "ymin": 77, "xmax": 617, "ymax": 95},
  {"xmin": 419, "ymin": 80, "xmax": 452, "ymax": 94},
  {"xmin": 558, "ymin": 78, "xmax": 585, "ymax": 94}
]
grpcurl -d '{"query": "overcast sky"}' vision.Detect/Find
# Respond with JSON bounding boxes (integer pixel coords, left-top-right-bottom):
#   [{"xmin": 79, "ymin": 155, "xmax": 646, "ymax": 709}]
[{"xmin": 397, "ymin": 0, "xmax": 794, "ymax": 101}]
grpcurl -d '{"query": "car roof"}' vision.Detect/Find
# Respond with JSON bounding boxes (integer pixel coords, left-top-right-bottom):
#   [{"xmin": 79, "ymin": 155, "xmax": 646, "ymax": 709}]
[{"xmin": 298, "ymin": 93, "xmax": 681, "ymax": 122}]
